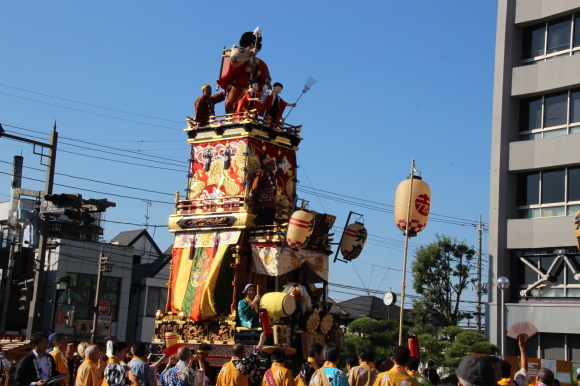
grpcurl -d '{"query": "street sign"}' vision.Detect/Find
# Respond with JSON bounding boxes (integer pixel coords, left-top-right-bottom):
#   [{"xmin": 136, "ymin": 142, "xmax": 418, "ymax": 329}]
[
  {"xmin": 98, "ymin": 300, "xmax": 111, "ymax": 315},
  {"xmin": 40, "ymin": 199, "xmax": 65, "ymax": 214},
  {"xmin": 97, "ymin": 315, "xmax": 112, "ymax": 326}
]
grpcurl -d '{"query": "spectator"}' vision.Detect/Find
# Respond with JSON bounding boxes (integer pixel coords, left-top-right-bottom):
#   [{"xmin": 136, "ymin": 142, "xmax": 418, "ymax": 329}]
[
  {"xmin": 129, "ymin": 342, "xmax": 156, "ymax": 386},
  {"xmin": 309, "ymin": 344, "xmax": 348, "ymax": 386},
  {"xmin": 372, "ymin": 346, "xmax": 418, "ymax": 386},
  {"xmin": 456, "ymin": 356, "xmax": 495, "ymax": 386},
  {"xmin": 425, "ymin": 361, "xmax": 440, "ymax": 386},
  {"xmin": 347, "ymin": 348, "xmax": 378, "ymax": 386},
  {"xmin": 158, "ymin": 347, "xmax": 198, "ymax": 386}
]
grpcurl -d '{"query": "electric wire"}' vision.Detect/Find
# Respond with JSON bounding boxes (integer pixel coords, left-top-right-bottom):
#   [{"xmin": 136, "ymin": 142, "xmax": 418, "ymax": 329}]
[
  {"xmin": 0, "ymin": 91, "xmax": 183, "ymax": 131},
  {"xmin": 0, "ymin": 83, "xmax": 184, "ymax": 124},
  {"xmin": 2, "ymin": 124, "xmax": 485, "ymax": 229}
]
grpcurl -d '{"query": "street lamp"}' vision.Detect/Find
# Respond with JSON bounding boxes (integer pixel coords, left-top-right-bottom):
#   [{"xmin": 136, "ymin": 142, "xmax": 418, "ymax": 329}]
[
  {"xmin": 498, "ymin": 276, "xmax": 510, "ymax": 355},
  {"xmin": 51, "ymin": 276, "xmax": 71, "ymax": 331}
]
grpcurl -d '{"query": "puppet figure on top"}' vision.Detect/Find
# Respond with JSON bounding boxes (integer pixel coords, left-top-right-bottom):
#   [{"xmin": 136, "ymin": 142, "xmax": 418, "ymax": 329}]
[{"xmin": 217, "ymin": 27, "xmax": 272, "ymax": 114}]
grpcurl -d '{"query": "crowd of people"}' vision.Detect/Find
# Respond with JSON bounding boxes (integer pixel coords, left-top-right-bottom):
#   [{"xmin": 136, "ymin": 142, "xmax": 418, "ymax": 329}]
[{"xmin": 3, "ymin": 332, "xmax": 575, "ymax": 386}]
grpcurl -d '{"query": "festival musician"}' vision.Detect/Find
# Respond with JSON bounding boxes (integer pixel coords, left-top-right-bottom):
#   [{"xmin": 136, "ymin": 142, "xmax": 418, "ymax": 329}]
[{"xmin": 238, "ymin": 284, "xmax": 261, "ymax": 329}]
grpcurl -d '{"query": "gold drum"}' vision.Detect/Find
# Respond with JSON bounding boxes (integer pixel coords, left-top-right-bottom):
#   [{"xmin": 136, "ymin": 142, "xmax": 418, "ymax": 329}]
[{"xmin": 260, "ymin": 292, "xmax": 296, "ymax": 319}]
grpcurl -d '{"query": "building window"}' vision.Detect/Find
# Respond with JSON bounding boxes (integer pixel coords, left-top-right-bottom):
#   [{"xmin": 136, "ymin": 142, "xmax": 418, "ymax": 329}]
[
  {"xmin": 133, "ymin": 255, "xmax": 141, "ymax": 265},
  {"xmin": 519, "ymin": 89, "xmax": 580, "ymax": 140},
  {"xmin": 516, "ymin": 167, "xmax": 580, "ymax": 218},
  {"xmin": 522, "ymin": 15, "xmax": 577, "ymax": 64},
  {"xmin": 146, "ymin": 287, "xmax": 167, "ymax": 317},
  {"xmin": 64, "ymin": 273, "xmax": 121, "ymax": 321}
]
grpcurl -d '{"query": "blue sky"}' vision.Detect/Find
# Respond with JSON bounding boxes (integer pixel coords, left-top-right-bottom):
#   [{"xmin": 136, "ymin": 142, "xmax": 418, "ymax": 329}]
[{"xmin": 1, "ymin": 1, "xmax": 498, "ymax": 316}]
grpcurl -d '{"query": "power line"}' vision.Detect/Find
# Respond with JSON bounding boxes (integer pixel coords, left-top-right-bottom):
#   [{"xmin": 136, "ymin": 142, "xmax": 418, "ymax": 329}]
[
  {"xmin": 0, "ymin": 83, "xmax": 184, "ymax": 124},
  {"xmin": 0, "ymin": 91, "xmax": 183, "ymax": 131},
  {"xmin": 0, "ymin": 170, "xmax": 174, "ymax": 204}
]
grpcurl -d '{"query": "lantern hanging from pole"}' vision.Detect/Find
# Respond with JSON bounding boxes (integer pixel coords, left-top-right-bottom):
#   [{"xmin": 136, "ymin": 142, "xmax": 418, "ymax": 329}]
[
  {"xmin": 394, "ymin": 175, "xmax": 431, "ymax": 237},
  {"xmin": 340, "ymin": 222, "xmax": 367, "ymax": 261},
  {"xmin": 286, "ymin": 210, "xmax": 316, "ymax": 249}
]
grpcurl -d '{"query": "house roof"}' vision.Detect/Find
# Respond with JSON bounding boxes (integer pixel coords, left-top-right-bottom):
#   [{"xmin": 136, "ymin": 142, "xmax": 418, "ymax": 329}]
[
  {"xmin": 337, "ymin": 295, "xmax": 408, "ymax": 320},
  {"xmin": 111, "ymin": 229, "xmax": 164, "ymax": 258},
  {"xmin": 111, "ymin": 229, "xmax": 171, "ymax": 284},
  {"xmin": 111, "ymin": 229, "xmax": 145, "ymax": 246}
]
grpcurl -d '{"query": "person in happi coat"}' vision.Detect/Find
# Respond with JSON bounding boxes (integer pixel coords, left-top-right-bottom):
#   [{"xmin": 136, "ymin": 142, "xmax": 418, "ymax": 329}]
[
  {"xmin": 296, "ymin": 343, "xmax": 323, "ymax": 386},
  {"xmin": 372, "ymin": 346, "xmax": 419, "ymax": 386},
  {"xmin": 215, "ymin": 332, "xmax": 267, "ymax": 386},
  {"xmin": 50, "ymin": 333, "xmax": 71, "ymax": 386},
  {"xmin": 102, "ymin": 342, "xmax": 130, "ymax": 386},
  {"xmin": 347, "ymin": 348, "xmax": 378, "ymax": 386},
  {"xmin": 158, "ymin": 347, "xmax": 198, "ymax": 386},
  {"xmin": 15, "ymin": 332, "xmax": 61, "ymax": 386},
  {"xmin": 76, "ymin": 345, "xmax": 103, "ymax": 386},
  {"xmin": 309, "ymin": 344, "xmax": 348, "ymax": 386},
  {"xmin": 261, "ymin": 347, "xmax": 296, "ymax": 386}
]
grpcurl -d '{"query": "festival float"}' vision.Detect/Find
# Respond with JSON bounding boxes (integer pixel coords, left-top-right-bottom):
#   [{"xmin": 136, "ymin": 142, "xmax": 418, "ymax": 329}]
[{"xmin": 151, "ymin": 28, "xmax": 367, "ymax": 368}]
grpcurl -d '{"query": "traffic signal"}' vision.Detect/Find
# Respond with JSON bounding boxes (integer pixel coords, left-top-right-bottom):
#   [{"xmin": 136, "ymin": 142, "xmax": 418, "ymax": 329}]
[
  {"xmin": 64, "ymin": 208, "xmax": 83, "ymax": 222},
  {"xmin": 44, "ymin": 193, "xmax": 83, "ymax": 207},
  {"xmin": 16, "ymin": 280, "xmax": 32, "ymax": 311},
  {"xmin": 66, "ymin": 307, "xmax": 77, "ymax": 327},
  {"xmin": 82, "ymin": 198, "xmax": 116, "ymax": 212}
]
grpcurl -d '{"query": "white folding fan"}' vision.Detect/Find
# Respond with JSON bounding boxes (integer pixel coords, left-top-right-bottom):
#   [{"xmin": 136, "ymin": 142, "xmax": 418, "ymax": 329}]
[{"xmin": 507, "ymin": 321, "xmax": 538, "ymax": 339}]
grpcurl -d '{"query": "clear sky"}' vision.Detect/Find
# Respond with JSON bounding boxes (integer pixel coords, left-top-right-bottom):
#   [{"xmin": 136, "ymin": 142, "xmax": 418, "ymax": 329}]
[{"xmin": 1, "ymin": 1, "xmax": 498, "ymax": 318}]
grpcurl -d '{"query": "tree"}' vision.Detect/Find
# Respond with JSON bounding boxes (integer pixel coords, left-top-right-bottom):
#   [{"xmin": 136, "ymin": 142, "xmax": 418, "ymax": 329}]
[
  {"xmin": 410, "ymin": 234, "xmax": 476, "ymax": 327},
  {"xmin": 344, "ymin": 317, "xmax": 399, "ymax": 360},
  {"xmin": 418, "ymin": 328, "xmax": 499, "ymax": 385}
]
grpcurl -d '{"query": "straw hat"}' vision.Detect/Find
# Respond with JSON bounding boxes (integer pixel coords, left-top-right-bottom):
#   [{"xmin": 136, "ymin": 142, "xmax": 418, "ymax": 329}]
[{"xmin": 262, "ymin": 346, "xmax": 296, "ymax": 355}]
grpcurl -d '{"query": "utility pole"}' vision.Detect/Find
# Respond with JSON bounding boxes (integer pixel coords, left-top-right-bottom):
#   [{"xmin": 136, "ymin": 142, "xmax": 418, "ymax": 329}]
[
  {"xmin": 0, "ymin": 156, "xmax": 24, "ymax": 332},
  {"xmin": 0, "ymin": 122, "xmax": 58, "ymax": 337},
  {"xmin": 91, "ymin": 248, "xmax": 112, "ymax": 344},
  {"xmin": 475, "ymin": 215, "xmax": 488, "ymax": 331},
  {"xmin": 26, "ymin": 125, "xmax": 58, "ymax": 337}
]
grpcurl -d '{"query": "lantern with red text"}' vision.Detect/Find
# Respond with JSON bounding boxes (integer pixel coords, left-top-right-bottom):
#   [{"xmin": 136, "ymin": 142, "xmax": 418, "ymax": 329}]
[
  {"xmin": 340, "ymin": 222, "xmax": 367, "ymax": 261},
  {"xmin": 394, "ymin": 175, "xmax": 431, "ymax": 237},
  {"xmin": 286, "ymin": 210, "xmax": 315, "ymax": 249}
]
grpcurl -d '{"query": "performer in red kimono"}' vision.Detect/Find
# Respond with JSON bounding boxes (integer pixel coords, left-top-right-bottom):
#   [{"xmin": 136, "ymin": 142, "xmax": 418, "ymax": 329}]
[
  {"xmin": 260, "ymin": 83, "xmax": 296, "ymax": 127},
  {"xmin": 217, "ymin": 30, "xmax": 271, "ymax": 113},
  {"xmin": 194, "ymin": 84, "xmax": 226, "ymax": 127},
  {"xmin": 236, "ymin": 81, "xmax": 261, "ymax": 118}
]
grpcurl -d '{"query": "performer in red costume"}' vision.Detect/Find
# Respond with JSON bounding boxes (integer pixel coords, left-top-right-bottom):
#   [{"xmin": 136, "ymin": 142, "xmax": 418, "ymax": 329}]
[
  {"xmin": 194, "ymin": 84, "xmax": 227, "ymax": 127},
  {"xmin": 236, "ymin": 81, "xmax": 261, "ymax": 118},
  {"xmin": 217, "ymin": 29, "xmax": 271, "ymax": 113},
  {"xmin": 260, "ymin": 82, "xmax": 296, "ymax": 127}
]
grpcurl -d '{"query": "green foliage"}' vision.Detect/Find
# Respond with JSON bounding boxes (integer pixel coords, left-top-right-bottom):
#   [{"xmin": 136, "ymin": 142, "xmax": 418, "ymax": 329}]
[
  {"xmin": 411, "ymin": 234, "xmax": 476, "ymax": 329},
  {"xmin": 470, "ymin": 342, "xmax": 500, "ymax": 355},
  {"xmin": 345, "ymin": 317, "xmax": 399, "ymax": 360},
  {"xmin": 409, "ymin": 299, "xmax": 436, "ymax": 335},
  {"xmin": 439, "ymin": 326, "xmax": 465, "ymax": 343},
  {"xmin": 418, "ymin": 328, "xmax": 498, "ymax": 384}
]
